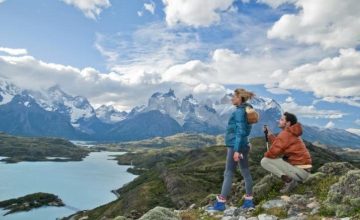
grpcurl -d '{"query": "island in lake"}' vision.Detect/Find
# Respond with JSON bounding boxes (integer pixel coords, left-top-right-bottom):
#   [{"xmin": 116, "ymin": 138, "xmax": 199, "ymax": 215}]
[{"xmin": 0, "ymin": 192, "xmax": 65, "ymax": 216}]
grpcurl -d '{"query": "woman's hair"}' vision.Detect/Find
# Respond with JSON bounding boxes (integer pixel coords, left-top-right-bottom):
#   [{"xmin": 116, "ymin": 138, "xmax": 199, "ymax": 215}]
[{"xmin": 234, "ymin": 88, "xmax": 255, "ymax": 103}]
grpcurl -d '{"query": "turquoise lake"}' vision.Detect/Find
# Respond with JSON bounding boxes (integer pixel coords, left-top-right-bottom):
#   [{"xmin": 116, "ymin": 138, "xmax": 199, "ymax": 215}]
[{"xmin": 0, "ymin": 151, "xmax": 136, "ymax": 220}]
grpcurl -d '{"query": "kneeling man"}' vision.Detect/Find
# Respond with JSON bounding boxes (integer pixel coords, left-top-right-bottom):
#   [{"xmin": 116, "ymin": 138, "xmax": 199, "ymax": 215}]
[{"xmin": 261, "ymin": 112, "xmax": 312, "ymax": 193}]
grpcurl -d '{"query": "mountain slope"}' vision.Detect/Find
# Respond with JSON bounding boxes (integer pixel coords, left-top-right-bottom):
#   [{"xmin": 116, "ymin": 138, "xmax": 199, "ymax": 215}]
[{"xmin": 63, "ymin": 137, "xmax": 354, "ymax": 220}]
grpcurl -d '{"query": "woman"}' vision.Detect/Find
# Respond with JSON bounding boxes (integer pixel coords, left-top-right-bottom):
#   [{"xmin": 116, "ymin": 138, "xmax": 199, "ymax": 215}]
[{"xmin": 207, "ymin": 88, "xmax": 255, "ymax": 211}]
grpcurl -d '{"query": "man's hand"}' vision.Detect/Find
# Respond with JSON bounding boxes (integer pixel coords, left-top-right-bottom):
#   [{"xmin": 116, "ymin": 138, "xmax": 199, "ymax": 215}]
[
  {"xmin": 233, "ymin": 152, "xmax": 243, "ymax": 162},
  {"xmin": 263, "ymin": 126, "xmax": 273, "ymax": 136}
]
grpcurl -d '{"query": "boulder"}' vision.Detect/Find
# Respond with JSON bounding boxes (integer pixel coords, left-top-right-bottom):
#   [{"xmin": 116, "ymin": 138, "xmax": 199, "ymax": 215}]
[
  {"xmin": 138, "ymin": 206, "xmax": 180, "ymax": 220},
  {"xmin": 324, "ymin": 169, "xmax": 360, "ymax": 217},
  {"xmin": 317, "ymin": 162, "xmax": 355, "ymax": 176}
]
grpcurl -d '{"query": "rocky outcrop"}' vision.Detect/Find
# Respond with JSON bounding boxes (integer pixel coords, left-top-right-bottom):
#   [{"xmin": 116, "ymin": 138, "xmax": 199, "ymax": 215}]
[
  {"xmin": 138, "ymin": 207, "xmax": 180, "ymax": 220},
  {"xmin": 323, "ymin": 169, "xmax": 360, "ymax": 217}
]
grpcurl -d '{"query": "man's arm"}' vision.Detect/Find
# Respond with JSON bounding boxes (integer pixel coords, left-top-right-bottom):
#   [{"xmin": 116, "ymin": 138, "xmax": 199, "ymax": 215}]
[
  {"xmin": 268, "ymin": 133, "xmax": 276, "ymax": 144},
  {"xmin": 264, "ymin": 132, "xmax": 287, "ymax": 158}
]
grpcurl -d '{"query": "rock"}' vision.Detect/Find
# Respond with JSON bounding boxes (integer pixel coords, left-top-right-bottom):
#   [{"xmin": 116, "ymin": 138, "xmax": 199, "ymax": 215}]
[
  {"xmin": 318, "ymin": 162, "xmax": 355, "ymax": 176},
  {"xmin": 246, "ymin": 217, "xmax": 258, "ymax": 220},
  {"xmin": 282, "ymin": 216, "xmax": 307, "ymax": 220},
  {"xmin": 286, "ymin": 194, "xmax": 310, "ymax": 217},
  {"xmin": 221, "ymin": 216, "xmax": 239, "ymax": 220},
  {"xmin": 280, "ymin": 195, "xmax": 291, "ymax": 202},
  {"xmin": 324, "ymin": 169, "xmax": 360, "ymax": 217},
  {"xmin": 113, "ymin": 217, "xmax": 128, "ymax": 220},
  {"xmin": 257, "ymin": 214, "xmax": 278, "ymax": 220},
  {"xmin": 138, "ymin": 206, "xmax": 180, "ymax": 220},
  {"xmin": 223, "ymin": 207, "xmax": 237, "ymax": 216},
  {"xmin": 261, "ymin": 199, "xmax": 288, "ymax": 209},
  {"xmin": 188, "ymin": 203, "xmax": 196, "ymax": 209},
  {"xmin": 253, "ymin": 175, "xmax": 283, "ymax": 202}
]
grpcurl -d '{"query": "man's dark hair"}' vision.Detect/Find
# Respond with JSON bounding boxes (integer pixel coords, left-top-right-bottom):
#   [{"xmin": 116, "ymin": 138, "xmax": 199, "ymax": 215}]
[{"xmin": 284, "ymin": 112, "xmax": 297, "ymax": 126}]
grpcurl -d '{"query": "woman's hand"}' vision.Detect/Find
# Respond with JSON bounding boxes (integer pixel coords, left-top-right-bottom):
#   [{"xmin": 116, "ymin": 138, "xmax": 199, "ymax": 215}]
[{"xmin": 233, "ymin": 152, "xmax": 243, "ymax": 162}]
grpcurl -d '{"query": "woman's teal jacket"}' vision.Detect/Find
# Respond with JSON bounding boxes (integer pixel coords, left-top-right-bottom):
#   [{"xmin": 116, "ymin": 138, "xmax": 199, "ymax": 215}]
[{"xmin": 225, "ymin": 103, "xmax": 253, "ymax": 152}]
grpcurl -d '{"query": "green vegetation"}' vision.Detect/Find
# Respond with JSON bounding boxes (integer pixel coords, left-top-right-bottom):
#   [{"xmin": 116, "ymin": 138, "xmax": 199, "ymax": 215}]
[
  {"xmin": 0, "ymin": 192, "xmax": 64, "ymax": 215},
  {"xmin": 0, "ymin": 132, "xmax": 91, "ymax": 163},
  {"xmin": 65, "ymin": 136, "xmax": 352, "ymax": 220}
]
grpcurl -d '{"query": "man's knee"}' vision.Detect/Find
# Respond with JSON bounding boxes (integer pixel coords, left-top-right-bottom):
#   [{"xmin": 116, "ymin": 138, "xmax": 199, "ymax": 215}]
[{"xmin": 260, "ymin": 157, "xmax": 271, "ymax": 168}]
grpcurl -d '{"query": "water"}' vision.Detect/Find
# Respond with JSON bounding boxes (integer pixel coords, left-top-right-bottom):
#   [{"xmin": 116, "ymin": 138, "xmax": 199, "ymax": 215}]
[{"xmin": 0, "ymin": 151, "xmax": 136, "ymax": 220}]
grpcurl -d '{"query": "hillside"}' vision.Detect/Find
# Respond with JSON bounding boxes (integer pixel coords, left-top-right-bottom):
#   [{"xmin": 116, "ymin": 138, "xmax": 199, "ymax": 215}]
[
  {"xmin": 0, "ymin": 132, "xmax": 91, "ymax": 163},
  {"xmin": 63, "ymin": 137, "xmax": 359, "ymax": 220}
]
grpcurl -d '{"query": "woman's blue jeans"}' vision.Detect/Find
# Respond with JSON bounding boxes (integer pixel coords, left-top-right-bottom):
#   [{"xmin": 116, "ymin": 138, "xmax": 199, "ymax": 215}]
[{"xmin": 220, "ymin": 146, "xmax": 253, "ymax": 198}]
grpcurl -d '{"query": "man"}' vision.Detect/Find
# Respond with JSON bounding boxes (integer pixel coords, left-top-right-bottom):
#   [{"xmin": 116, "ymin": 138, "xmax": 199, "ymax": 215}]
[{"xmin": 261, "ymin": 112, "xmax": 312, "ymax": 193}]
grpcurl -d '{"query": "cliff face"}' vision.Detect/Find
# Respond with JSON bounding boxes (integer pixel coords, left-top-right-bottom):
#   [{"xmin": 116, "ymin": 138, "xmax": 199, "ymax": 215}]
[{"xmin": 63, "ymin": 137, "xmax": 360, "ymax": 220}]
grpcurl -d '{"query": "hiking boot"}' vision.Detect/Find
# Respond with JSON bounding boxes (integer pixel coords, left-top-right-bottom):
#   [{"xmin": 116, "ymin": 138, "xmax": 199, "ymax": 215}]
[
  {"xmin": 280, "ymin": 178, "xmax": 298, "ymax": 194},
  {"xmin": 240, "ymin": 196, "xmax": 255, "ymax": 210},
  {"xmin": 206, "ymin": 195, "xmax": 226, "ymax": 212},
  {"xmin": 206, "ymin": 200, "xmax": 226, "ymax": 212}
]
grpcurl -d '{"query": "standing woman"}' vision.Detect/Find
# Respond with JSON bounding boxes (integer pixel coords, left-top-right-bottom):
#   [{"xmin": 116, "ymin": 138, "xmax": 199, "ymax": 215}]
[{"xmin": 207, "ymin": 88, "xmax": 255, "ymax": 211}]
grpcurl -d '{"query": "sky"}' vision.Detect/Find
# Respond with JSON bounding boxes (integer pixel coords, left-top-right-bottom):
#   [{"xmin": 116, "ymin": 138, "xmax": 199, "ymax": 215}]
[{"xmin": 0, "ymin": 0, "xmax": 359, "ymax": 135}]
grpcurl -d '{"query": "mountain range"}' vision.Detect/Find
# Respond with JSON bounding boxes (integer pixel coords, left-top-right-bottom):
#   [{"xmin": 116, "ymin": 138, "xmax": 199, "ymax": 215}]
[{"xmin": 0, "ymin": 77, "xmax": 359, "ymax": 148}]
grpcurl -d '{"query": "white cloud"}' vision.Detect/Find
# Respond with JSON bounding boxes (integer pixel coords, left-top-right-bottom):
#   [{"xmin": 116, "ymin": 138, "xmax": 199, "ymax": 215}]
[
  {"xmin": 162, "ymin": 0, "xmax": 235, "ymax": 27},
  {"xmin": 61, "ymin": 0, "xmax": 111, "ymax": 20},
  {"xmin": 0, "ymin": 47, "xmax": 28, "ymax": 56},
  {"xmin": 278, "ymin": 48, "xmax": 360, "ymax": 99},
  {"xmin": 265, "ymin": 0, "xmax": 360, "ymax": 48},
  {"xmin": 280, "ymin": 98, "xmax": 344, "ymax": 119},
  {"xmin": 0, "ymin": 50, "xmax": 226, "ymax": 111},
  {"xmin": 356, "ymin": 119, "xmax": 360, "ymax": 125},
  {"xmin": 317, "ymin": 97, "xmax": 360, "ymax": 108},
  {"xmin": 0, "ymin": 0, "xmax": 6, "ymax": 4},
  {"xmin": 325, "ymin": 121, "xmax": 335, "ymax": 129},
  {"xmin": 144, "ymin": 1, "xmax": 155, "ymax": 14},
  {"xmin": 346, "ymin": 128, "xmax": 360, "ymax": 136},
  {"xmin": 137, "ymin": 11, "xmax": 143, "ymax": 17}
]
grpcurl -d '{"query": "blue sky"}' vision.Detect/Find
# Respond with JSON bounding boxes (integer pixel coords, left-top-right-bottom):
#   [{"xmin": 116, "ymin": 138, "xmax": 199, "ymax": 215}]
[{"xmin": 0, "ymin": 0, "xmax": 359, "ymax": 134}]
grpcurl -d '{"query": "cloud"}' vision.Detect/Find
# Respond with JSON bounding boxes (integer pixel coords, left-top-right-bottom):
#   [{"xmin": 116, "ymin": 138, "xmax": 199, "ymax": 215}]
[
  {"xmin": 280, "ymin": 98, "xmax": 344, "ymax": 119},
  {"xmin": 316, "ymin": 97, "xmax": 360, "ymax": 108},
  {"xmin": 356, "ymin": 119, "xmax": 360, "ymax": 125},
  {"xmin": 325, "ymin": 121, "xmax": 335, "ymax": 129},
  {"xmin": 0, "ymin": 47, "xmax": 28, "ymax": 56},
  {"xmin": 144, "ymin": 1, "xmax": 155, "ymax": 14},
  {"xmin": 278, "ymin": 48, "xmax": 360, "ymax": 99},
  {"xmin": 0, "ymin": 50, "xmax": 226, "ymax": 111},
  {"xmin": 61, "ymin": 0, "xmax": 111, "ymax": 20},
  {"xmin": 346, "ymin": 128, "xmax": 360, "ymax": 136},
  {"xmin": 265, "ymin": 0, "xmax": 360, "ymax": 48},
  {"xmin": 162, "ymin": 0, "xmax": 235, "ymax": 27}
]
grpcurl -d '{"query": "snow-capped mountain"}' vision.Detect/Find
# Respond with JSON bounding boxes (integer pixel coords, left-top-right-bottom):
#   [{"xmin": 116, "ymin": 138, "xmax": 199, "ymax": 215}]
[
  {"xmin": 28, "ymin": 85, "xmax": 96, "ymax": 129},
  {"xmin": 95, "ymin": 105, "xmax": 128, "ymax": 124},
  {"xmin": 0, "ymin": 78, "xmax": 21, "ymax": 105},
  {"xmin": 0, "ymin": 77, "xmax": 359, "ymax": 148}
]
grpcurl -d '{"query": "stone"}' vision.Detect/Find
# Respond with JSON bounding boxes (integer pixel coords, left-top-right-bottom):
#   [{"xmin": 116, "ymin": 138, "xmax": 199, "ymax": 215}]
[
  {"xmin": 224, "ymin": 207, "xmax": 237, "ymax": 216},
  {"xmin": 317, "ymin": 162, "xmax": 355, "ymax": 176},
  {"xmin": 257, "ymin": 214, "xmax": 278, "ymax": 220},
  {"xmin": 113, "ymin": 217, "xmax": 128, "ymax": 220},
  {"xmin": 138, "ymin": 206, "xmax": 180, "ymax": 220},
  {"xmin": 253, "ymin": 175, "xmax": 283, "ymax": 202},
  {"xmin": 324, "ymin": 169, "xmax": 360, "ymax": 217},
  {"xmin": 261, "ymin": 199, "xmax": 288, "ymax": 209}
]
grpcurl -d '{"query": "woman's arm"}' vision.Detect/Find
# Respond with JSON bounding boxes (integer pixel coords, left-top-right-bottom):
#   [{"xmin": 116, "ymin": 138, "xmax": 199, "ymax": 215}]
[{"xmin": 233, "ymin": 108, "xmax": 247, "ymax": 152}]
